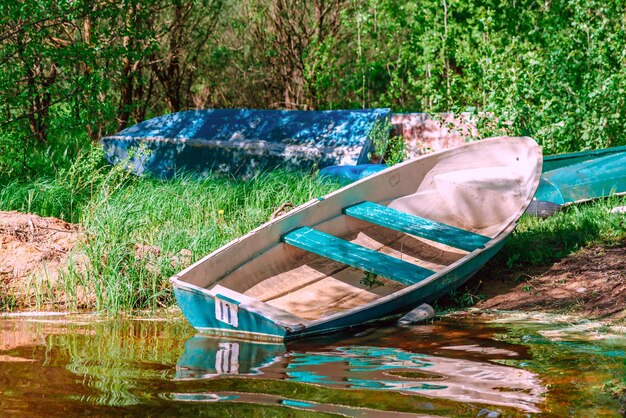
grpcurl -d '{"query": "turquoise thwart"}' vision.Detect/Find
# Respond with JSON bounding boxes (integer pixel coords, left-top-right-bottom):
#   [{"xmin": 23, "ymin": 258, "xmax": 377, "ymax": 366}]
[
  {"xmin": 171, "ymin": 136, "xmax": 542, "ymax": 341},
  {"xmin": 344, "ymin": 201, "xmax": 490, "ymax": 252},
  {"xmin": 282, "ymin": 226, "xmax": 435, "ymax": 286}
]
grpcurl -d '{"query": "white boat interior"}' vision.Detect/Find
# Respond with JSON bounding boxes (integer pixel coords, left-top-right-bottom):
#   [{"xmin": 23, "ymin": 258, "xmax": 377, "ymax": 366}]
[{"xmin": 173, "ymin": 137, "xmax": 542, "ymax": 324}]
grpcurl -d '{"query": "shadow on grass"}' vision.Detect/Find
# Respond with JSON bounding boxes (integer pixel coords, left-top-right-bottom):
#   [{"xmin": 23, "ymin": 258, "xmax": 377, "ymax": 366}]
[
  {"xmin": 499, "ymin": 214, "xmax": 602, "ymax": 268},
  {"xmin": 437, "ymin": 198, "xmax": 626, "ymax": 310}
]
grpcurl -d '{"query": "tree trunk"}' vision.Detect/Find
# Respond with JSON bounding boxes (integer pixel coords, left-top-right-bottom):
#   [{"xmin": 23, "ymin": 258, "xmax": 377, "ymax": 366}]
[{"xmin": 117, "ymin": 7, "xmax": 135, "ymax": 131}]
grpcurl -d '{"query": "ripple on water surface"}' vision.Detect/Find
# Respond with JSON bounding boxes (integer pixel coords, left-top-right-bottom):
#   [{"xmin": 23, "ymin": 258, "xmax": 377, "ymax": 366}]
[{"xmin": 0, "ymin": 311, "xmax": 624, "ymax": 416}]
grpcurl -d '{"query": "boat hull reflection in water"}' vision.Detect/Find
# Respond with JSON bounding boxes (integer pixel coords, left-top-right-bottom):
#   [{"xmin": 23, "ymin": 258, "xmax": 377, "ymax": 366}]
[
  {"xmin": 174, "ymin": 326, "xmax": 546, "ymax": 413},
  {"xmin": 176, "ymin": 336, "xmax": 285, "ymax": 379}
]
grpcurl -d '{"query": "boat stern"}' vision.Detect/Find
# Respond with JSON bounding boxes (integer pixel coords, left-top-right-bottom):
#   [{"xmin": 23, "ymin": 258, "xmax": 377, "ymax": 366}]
[{"xmin": 171, "ymin": 278, "xmax": 305, "ymax": 342}]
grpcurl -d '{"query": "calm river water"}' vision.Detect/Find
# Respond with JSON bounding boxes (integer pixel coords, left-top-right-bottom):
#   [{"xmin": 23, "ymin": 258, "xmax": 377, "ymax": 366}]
[{"xmin": 0, "ymin": 311, "xmax": 624, "ymax": 416}]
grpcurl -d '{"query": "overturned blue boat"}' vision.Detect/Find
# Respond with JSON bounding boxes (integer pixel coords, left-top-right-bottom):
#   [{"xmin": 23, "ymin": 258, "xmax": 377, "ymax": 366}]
[
  {"xmin": 527, "ymin": 145, "xmax": 626, "ymax": 217},
  {"xmin": 318, "ymin": 163, "xmax": 387, "ymax": 184},
  {"xmin": 101, "ymin": 108, "xmax": 390, "ymax": 178}
]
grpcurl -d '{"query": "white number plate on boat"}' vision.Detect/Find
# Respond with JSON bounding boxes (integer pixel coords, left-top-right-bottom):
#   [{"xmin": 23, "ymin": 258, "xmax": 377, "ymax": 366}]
[
  {"xmin": 216, "ymin": 342, "xmax": 239, "ymax": 374},
  {"xmin": 215, "ymin": 297, "xmax": 239, "ymax": 327}
]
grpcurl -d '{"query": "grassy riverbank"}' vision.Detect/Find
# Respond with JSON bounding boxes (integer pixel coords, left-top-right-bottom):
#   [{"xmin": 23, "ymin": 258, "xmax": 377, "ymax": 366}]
[
  {"xmin": 444, "ymin": 195, "xmax": 626, "ymax": 315},
  {"xmin": 503, "ymin": 195, "xmax": 626, "ymax": 268},
  {"xmin": 0, "ymin": 147, "xmax": 339, "ymax": 312},
  {"xmin": 1, "ymin": 146, "xmax": 626, "ymax": 314}
]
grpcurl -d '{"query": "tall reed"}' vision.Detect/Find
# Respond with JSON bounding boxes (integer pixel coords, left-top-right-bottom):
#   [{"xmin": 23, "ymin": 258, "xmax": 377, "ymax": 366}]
[{"xmin": 0, "ymin": 146, "xmax": 339, "ymax": 312}]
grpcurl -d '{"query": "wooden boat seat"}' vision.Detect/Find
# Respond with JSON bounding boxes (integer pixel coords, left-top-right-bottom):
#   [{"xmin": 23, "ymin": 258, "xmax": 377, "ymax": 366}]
[
  {"xmin": 343, "ymin": 201, "xmax": 490, "ymax": 252},
  {"xmin": 282, "ymin": 226, "xmax": 435, "ymax": 286}
]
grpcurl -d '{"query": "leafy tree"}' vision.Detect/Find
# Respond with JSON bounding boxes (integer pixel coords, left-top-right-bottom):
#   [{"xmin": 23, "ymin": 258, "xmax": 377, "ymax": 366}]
[{"xmin": 2, "ymin": 0, "xmax": 626, "ymax": 182}]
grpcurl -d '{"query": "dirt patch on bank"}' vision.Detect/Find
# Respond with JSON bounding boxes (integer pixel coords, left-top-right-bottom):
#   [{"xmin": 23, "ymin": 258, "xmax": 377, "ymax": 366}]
[
  {"xmin": 474, "ymin": 242, "xmax": 626, "ymax": 319},
  {"xmin": 0, "ymin": 211, "xmax": 84, "ymax": 307}
]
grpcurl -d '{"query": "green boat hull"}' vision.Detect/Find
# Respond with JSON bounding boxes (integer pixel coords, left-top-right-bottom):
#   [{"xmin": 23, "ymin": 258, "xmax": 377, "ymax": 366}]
[{"xmin": 528, "ymin": 146, "xmax": 626, "ymax": 217}]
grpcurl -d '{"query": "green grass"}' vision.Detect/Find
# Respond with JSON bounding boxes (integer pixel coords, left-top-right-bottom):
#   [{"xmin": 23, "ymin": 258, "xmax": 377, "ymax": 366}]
[
  {"xmin": 499, "ymin": 196, "xmax": 626, "ymax": 269},
  {"xmin": 2, "ymin": 144, "xmax": 626, "ymax": 313},
  {"xmin": 0, "ymin": 146, "xmax": 340, "ymax": 312}
]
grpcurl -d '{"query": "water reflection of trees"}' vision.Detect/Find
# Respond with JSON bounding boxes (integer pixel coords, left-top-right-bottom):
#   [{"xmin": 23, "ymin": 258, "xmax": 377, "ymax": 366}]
[
  {"xmin": 48, "ymin": 317, "xmax": 192, "ymax": 407},
  {"xmin": 8, "ymin": 314, "xmax": 620, "ymax": 415}
]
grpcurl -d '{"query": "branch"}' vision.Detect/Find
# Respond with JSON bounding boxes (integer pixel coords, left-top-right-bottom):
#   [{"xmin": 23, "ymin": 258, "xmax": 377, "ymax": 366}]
[{"xmin": 0, "ymin": 90, "xmax": 75, "ymax": 129}]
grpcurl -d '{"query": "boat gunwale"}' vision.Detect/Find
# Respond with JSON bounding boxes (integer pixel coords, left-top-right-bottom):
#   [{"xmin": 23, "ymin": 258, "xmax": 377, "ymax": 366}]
[{"xmin": 170, "ymin": 136, "xmax": 543, "ymax": 335}]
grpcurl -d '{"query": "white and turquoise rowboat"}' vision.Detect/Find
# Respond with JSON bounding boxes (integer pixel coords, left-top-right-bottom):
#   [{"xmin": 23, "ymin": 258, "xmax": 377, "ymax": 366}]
[{"xmin": 171, "ymin": 136, "xmax": 542, "ymax": 341}]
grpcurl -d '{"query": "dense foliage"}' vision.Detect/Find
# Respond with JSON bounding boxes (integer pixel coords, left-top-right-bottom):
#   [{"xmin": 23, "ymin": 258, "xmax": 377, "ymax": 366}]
[
  {"xmin": 2, "ymin": 0, "xmax": 626, "ymax": 313},
  {"xmin": 2, "ymin": 0, "xmax": 626, "ymax": 181}
]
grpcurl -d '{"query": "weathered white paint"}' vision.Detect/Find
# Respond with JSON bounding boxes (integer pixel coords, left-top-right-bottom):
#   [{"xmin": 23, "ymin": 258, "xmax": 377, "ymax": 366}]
[{"xmin": 172, "ymin": 136, "xmax": 542, "ymax": 326}]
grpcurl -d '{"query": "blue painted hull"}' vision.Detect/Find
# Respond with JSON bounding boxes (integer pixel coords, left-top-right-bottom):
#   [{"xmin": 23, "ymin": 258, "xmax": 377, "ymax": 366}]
[
  {"xmin": 173, "ymin": 238, "xmax": 506, "ymax": 341},
  {"xmin": 101, "ymin": 108, "xmax": 390, "ymax": 179},
  {"xmin": 173, "ymin": 286, "xmax": 291, "ymax": 341},
  {"xmin": 542, "ymin": 145, "xmax": 626, "ymax": 172},
  {"xmin": 528, "ymin": 146, "xmax": 626, "ymax": 216}
]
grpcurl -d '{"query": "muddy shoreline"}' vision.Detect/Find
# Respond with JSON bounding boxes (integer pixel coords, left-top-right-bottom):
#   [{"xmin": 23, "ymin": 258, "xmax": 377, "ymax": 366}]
[{"xmin": 2, "ymin": 210, "xmax": 625, "ymax": 320}]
